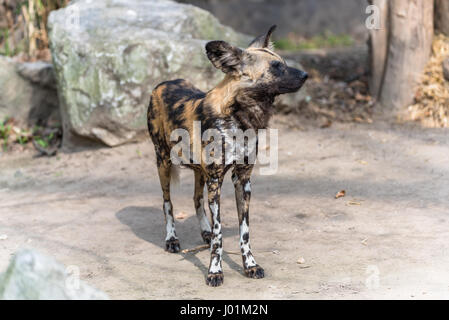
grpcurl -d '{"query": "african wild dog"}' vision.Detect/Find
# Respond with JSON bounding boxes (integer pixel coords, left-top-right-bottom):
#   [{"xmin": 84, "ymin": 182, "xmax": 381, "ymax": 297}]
[{"xmin": 147, "ymin": 26, "xmax": 308, "ymax": 286}]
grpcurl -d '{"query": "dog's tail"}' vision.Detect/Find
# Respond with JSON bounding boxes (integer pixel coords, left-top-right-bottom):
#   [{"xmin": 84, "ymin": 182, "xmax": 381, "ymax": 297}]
[{"xmin": 171, "ymin": 165, "xmax": 180, "ymax": 186}]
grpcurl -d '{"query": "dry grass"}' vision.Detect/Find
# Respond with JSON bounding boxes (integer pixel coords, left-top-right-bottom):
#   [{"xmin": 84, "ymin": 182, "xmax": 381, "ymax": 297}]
[
  {"xmin": 406, "ymin": 34, "xmax": 449, "ymax": 127},
  {"xmin": 1, "ymin": 0, "xmax": 69, "ymax": 61}
]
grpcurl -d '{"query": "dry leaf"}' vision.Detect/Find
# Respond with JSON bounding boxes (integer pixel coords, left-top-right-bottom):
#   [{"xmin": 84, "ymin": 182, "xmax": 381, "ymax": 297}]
[
  {"xmin": 406, "ymin": 34, "xmax": 449, "ymax": 128},
  {"xmin": 175, "ymin": 211, "xmax": 187, "ymax": 220},
  {"xmin": 320, "ymin": 119, "xmax": 332, "ymax": 128},
  {"xmin": 361, "ymin": 238, "xmax": 368, "ymax": 246},
  {"xmin": 347, "ymin": 201, "xmax": 361, "ymax": 206},
  {"xmin": 335, "ymin": 190, "xmax": 346, "ymax": 199},
  {"xmin": 297, "ymin": 256, "xmax": 306, "ymax": 264}
]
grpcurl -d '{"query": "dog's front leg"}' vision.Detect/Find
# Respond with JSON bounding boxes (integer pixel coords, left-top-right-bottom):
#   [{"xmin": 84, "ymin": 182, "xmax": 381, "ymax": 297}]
[
  {"xmin": 205, "ymin": 176, "xmax": 224, "ymax": 286},
  {"xmin": 232, "ymin": 166, "xmax": 264, "ymax": 279}
]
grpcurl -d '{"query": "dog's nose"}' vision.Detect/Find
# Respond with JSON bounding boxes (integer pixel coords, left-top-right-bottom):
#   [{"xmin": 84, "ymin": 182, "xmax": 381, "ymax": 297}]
[{"xmin": 302, "ymin": 72, "xmax": 308, "ymax": 80}]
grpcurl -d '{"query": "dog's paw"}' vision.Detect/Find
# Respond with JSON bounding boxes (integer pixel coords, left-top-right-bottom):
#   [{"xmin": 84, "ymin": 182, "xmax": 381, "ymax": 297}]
[
  {"xmin": 206, "ymin": 272, "xmax": 224, "ymax": 287},
  {"xmin": 245, "ymin": 265, "xmax": 265, "ymax": 279},
  {"xmin": 165, "ymin": 238, "xmax": 180, "ymax": 253},
  {"xmin": 201, "ymin": 231, "xmax": 213, "ymax": 244}
]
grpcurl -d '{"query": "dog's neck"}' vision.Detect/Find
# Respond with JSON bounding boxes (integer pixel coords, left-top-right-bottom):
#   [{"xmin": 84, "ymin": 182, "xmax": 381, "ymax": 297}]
[
  {"xmin": 205, "ymin": 74, "xmax": 275, "ymax": 130},
  {"xmin": 232, "ymin": 85, "xmax": 275, "ymax": 130},
  {"xmin": 205, "ymin": 74, "xmax": 240, "ymax": 114}
]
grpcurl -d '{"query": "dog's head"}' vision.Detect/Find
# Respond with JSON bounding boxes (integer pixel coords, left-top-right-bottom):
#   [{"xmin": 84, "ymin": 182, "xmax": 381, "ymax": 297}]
[{"xmin": 205, "ymin": 25, "xmax": 308, "ymax": 97}]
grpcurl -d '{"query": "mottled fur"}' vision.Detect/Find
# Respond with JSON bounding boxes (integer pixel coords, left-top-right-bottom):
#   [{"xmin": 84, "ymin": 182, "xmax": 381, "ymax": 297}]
[{"xmin": 147, "ymin": 26, "xmax": 307, "ymax": 286}]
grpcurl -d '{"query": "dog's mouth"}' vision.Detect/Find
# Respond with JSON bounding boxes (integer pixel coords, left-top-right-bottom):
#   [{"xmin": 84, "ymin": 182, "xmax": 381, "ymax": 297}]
[{"xmin": 278, "ymin": 81, "xmax": 306, "ymax": 94}]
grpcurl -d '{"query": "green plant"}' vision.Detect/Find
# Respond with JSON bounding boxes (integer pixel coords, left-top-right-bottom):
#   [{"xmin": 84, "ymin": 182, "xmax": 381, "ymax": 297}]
[
  {"xmin": 17, "ymin": 129, "xmax": 31, "ymax": 145},
  {"xmin": 33, "ymin": 129, "xmax": 55, "ymax": 149},
  {"xmin": 0, "ymin": 120, "xmax": 12, "ymax": 150},
  {"xmin": 274, "ymin": 32, "xmax": 354, "ymax": 51},
  {"xmin": 34, "ymin": 137, "xmax": 49, "ymax": 148},
  {"xmin": 0, "ymin": 120, "xmax": 61, "ymax": 153},
  {"xmin": 274, "ymin": 38, "xmax": 298, "ymax": 51},
  {"xmin": 1, "ymin": 29, "xmax": 11, "ymax": 56}
]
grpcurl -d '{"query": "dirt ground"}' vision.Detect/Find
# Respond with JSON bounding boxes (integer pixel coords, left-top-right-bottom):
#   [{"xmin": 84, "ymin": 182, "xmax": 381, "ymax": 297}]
[{"xmin": 1, "ymin": 116, "xmax": 449, "ymax": 299}]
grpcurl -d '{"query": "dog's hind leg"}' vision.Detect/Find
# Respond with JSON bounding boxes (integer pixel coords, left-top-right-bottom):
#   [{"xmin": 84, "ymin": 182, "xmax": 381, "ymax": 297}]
[
  {"xmin": 232, "ymin": 165, "xmax": 264, "ymax": 279},
  {"xmin": 205, "ymin": 175, "xmax": 224, "ymax": 286},
  {"xmin": 193, "ymin": 170, "xmax": 212, "ymax": 244},
  {"xmin": 157, "ymin": 159, "xmax": 180, "ymax": 253}
]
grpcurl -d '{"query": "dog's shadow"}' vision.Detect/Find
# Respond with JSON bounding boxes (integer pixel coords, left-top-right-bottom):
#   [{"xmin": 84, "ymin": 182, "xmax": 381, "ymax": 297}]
[{"xmin": 115, "ymin": 206, "xmax": 243, "ymax": 277}]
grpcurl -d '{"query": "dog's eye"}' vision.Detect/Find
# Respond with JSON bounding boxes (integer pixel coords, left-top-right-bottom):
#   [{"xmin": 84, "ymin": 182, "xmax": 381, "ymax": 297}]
[
  {"xmin": 269, "ymin": 61, "xmax": 285, "ymax": 77},
  {"xmin": 272, "ymin": 61, "xmax": 282, "ymax": 69},
  {"xmin": 270, "ymin": 61, "xmax": 286, "ymax": 73},
  {"xmin": 272, "ymin": 61, "xmax": 286, "ymax": 71}
]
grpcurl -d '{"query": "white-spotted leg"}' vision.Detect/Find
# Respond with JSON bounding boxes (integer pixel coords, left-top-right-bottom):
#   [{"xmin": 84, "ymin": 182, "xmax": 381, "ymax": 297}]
[
  {"xmin": 232, "ymin": 166, "xmax": 264, "ymax": 278},
  {"xmin": 157, "ymin": 162, "xmax": 180, "ymax": 253},
  {"xmin": 205, "ymin": 176, "xmax": 224, "ymax": 286}
]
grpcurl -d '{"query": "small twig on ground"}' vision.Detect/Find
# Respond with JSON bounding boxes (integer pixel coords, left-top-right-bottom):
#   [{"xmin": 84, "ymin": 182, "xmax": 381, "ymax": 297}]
[
  {"xmin": 181, "ymin": 245, "xmax": 278, "ymax": 255},
  {"xmin": 224, "ymin": 251, "xmax": 241, "ymax": 255},
  {"xmin": 181, "ymin": 244, "xmax": 209, "ymax": 254}
]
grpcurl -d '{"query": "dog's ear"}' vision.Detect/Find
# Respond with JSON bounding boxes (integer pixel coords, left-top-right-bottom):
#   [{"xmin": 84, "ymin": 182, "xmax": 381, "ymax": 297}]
[
  {"xmin": 248, "ymin": 25, "xmax": 277, "ymax": 51},
  {"xmin": 205, "ymin": 41, "xmax": 243, "ymax": 75}
]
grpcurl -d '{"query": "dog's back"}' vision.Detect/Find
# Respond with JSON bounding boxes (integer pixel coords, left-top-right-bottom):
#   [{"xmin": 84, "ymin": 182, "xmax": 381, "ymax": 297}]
[{"xmin": 147, "ymin": 79, "xmax": 206, "ymax": 156}]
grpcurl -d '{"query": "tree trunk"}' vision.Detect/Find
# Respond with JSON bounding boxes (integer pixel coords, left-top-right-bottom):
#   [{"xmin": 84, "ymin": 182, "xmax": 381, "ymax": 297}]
[
  {"xmin": 435, "ymin": 0, "xmax": 449, "ymax": 36},
  {"xmin": 368, "ymin": 0, "xmax": 434, "ymax": 111},
  {"xmin": 368, "ymin": 0, "xmax": 389, "ymax": 99}
]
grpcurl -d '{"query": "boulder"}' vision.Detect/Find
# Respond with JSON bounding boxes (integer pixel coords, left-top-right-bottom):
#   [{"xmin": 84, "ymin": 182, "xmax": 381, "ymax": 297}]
[
  {"xmin": 0, "ymin": 249, "xmax": 108, "ymax": 300},
  {"xmin": 0, "ymin": 56, "xmax": 33, "ymax": 124},
  {"xmin": 0, "ymin": 56, "xmax": 60, "ymax": 126},
  {"xmin": 48, "ymin": 0, "xmax": 249, "ymax": 147},
  {"xmin": 48, "ymin": 0, "xmax": 307, "ymax": 147}
]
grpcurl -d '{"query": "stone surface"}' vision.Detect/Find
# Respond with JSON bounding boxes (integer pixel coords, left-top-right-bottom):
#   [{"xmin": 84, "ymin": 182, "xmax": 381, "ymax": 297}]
[
  {"xmin": 0, "ymin": 56, "xmax": 33, "ymax": 124},
  {"xmin": 0, "ymin": 249, "xmax": 108, "ymax": 300},
  {"xmin": 0, "ymin": 56, "xmax": 60, "ymax": 126},
  {"xmin": 48, "ymin": 0, "xmax": 306, "ymax": 147},
  {"xmin": 17, "ymin": 61, "xmax": 57, "ymax": 90}
]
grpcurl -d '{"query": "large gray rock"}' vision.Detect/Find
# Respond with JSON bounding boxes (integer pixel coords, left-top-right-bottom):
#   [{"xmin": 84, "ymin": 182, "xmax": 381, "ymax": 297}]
[
  {"xmin": 48, "ymin": 0, "xmax": 307, "ymax": 147},
  {"xmin": 47, "ymin": 0, "xmax": 250, "ymax": 147},
  {"xmin": 0, "ymin": 56, "xmax": 60, "ymax": 126},
  {"xmin": 0, "ymin": 249, "xmax": 108, "ymax": 300}
]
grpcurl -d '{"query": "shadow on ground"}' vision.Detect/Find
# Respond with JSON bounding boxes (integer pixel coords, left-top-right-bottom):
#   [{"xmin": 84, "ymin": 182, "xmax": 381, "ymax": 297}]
[{"xmin": 115, "ymin": 206, "xmax": 243, "ymax": 278}]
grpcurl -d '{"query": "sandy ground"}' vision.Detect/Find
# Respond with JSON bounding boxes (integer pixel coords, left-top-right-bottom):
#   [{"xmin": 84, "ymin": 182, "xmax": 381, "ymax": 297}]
[{"xmin": 1, "ymin": 117, "xmax": 449, "ymax": 299}]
